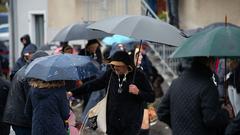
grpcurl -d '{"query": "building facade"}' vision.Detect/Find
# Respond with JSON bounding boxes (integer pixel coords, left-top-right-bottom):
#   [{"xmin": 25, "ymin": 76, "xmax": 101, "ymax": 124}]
[
  {"xmin": 179, "ymin": 0, "xmax": 240, "ymax": 29},
  {"xmin": 9, "ymin": 0, "xmax": 142, "ymax": 66}
]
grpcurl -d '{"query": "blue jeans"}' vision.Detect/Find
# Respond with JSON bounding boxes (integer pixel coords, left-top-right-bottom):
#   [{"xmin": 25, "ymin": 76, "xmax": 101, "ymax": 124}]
[{"xmin": 12, "ymin": 125, "xmax": 31, "ymax": 135}]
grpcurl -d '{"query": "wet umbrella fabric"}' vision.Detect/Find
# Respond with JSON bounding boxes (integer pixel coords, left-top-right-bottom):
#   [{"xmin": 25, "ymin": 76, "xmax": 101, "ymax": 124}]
[
  {"xmin": 170, "ymin": 25, "xmax": 240, "ymax": 58},
  {"xmin": 183, "ymin": 22, "xmax": 240, "ymax": 37},
  {"xmin": 102, "ymin": 34, "xmax": 134, "ymax": 45},
  {"xmin": 88, "ymin": 15, "xmax": 185, "ymax": 46},
  {"xmin": 25, "ymin": 54, "xmax": 100, "ymax": 81},
  {"xmin": 52, "ymin": 22, "xmax": 111, "ymax": 42}
]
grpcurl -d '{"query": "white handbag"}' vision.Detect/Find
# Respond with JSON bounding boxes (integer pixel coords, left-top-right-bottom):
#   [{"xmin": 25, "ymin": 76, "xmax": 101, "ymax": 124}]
[
  {"xmin": 88, "ymin": 90, "xmax": 108, "ymax": 133},
  {"xmin": 228, "ymin": 86, "xmax": 240, "ymax": 116}
]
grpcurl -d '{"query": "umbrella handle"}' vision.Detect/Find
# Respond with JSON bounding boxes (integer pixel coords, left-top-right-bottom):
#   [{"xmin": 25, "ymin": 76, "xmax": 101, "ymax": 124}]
[
  {"xmin": 132, "ymin": 40, "xmax": 143, "ymax": 84},
  {"xmin": 224, "ymin": 57, "xmax": 228, "ymax": 105}
]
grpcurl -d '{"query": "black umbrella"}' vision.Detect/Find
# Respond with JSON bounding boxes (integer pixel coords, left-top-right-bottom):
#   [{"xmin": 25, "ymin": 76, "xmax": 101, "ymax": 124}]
[{"xmin": 52, "ymin": 22, "xmax": 111, "ymax": 42}]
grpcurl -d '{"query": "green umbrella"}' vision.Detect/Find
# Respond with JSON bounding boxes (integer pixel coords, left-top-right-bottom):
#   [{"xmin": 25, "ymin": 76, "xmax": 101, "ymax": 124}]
[{"xmin": 170, "ymin": 25, "xmax": 240, "ymax": 58}]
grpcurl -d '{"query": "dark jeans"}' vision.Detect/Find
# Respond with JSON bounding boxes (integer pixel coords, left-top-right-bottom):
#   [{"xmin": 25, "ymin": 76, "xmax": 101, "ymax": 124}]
[
  {"xmin": 0, "ymin": 123, "xmax": 10, "ymax": 135},
  {"xmin": 12, "ymin": 125, "xmax": 31, "ymax": 135}
]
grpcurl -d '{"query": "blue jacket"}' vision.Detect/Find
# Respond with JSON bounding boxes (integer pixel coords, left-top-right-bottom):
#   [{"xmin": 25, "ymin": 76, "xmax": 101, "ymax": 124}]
[{"xmin": 25, "ymin": 87, "xmax": 70, "ymax": 135}]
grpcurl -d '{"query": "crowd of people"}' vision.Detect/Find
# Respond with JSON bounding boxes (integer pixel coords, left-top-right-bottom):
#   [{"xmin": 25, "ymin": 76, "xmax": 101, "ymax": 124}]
[{"xmin": 0, "ymin": 34, "xmax": 240, "ymax": 135}]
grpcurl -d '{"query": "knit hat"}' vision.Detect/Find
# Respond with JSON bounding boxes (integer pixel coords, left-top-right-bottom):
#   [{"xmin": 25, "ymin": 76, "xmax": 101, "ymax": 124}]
[{"xmin": 109, "ymin": 51, "xmax": 134, "ymax": 67}]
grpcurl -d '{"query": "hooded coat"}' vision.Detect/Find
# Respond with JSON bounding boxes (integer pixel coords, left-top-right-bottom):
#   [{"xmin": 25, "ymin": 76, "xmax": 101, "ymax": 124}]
[
  {"xmin": 3, "ymin": 65, "xmax": 32, "ymax": 127},
  {"xmin": 3, "ymin": 51, "xmax": 48, "ymax": 127},
  {"xmin": 25, "ymin": 87, "xmax": 70, "ymax": 135},
  {"xmin": 10, "ymin": 43, "xmax": 38, "ymax": 80},
  {"xmin": 157, "ymin": 61, "xmax": 229, "ymax": 135}
]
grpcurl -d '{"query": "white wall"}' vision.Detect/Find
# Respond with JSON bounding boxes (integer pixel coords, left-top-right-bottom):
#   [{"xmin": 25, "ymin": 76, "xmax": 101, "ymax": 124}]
[
  {"xmin": 14, "ymin": 0, "xmax": 47, "ymax": 58},
  {"xmin": 13, "ymin": 0, "xmax": 142, "ymax": 59},
  {"xmin": 179, "ymin": 0, "xmax": 240, "ymax": 29},
  {"xmin": 47, "ymin": 0, "xmax": 142, "ymax": 42}
]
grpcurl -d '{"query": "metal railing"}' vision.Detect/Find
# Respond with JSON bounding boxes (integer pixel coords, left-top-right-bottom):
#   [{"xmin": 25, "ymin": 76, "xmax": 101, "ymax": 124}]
[{"xmin": 141, "ymin": 0, "xmax": 179, "ymax": 86}]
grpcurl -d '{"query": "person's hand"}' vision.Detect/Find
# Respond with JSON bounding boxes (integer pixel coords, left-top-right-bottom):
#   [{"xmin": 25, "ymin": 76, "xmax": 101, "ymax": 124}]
[
  {"xmin": 222, "ymin": 104, "xmax": 234, "ymax": 119},
  {"xmin": 75, "ymin": 121, "xmax": 83, "ymax": 130},
  {"xmin": 76, "ymin": 80, "xmax": 83, "ymax": 88},
  {"xmin": 129, "ymin": 84, "xmax": 140, "ymax": 95},
  {"xmin": 67, "ymin": 92, "xmax": 73, "ymax": 99}
]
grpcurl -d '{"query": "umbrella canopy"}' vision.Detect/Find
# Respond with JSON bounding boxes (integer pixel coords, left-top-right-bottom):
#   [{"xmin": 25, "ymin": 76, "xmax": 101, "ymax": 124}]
[
  {"xmin": 88, "ymin": 15, "xmax": 185, "ymax": 46},
  {"xmin": 102, "ymin": 34, "xmax": 134, "ymax": 45},
  {"xmin": 170, "ymin": 24, "xmax": 240, "ymax": 58},
  {"xmin": 52, "ymin": 22, "xmax": 111, "ymax": 42},
  {"xmin": 25, "ymin": 54, "xmax": 100, "ymax": 81},
  {"xmin": 183, "ymin": 22, "xmax": 240, "ymax": 37}
]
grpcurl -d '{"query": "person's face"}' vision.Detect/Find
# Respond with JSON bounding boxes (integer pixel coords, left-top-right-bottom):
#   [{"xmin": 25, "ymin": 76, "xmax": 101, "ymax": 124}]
[
  {"xmin": 21, "ymin": 39, "xmax": 27, "ymax": 45},
  {"xmin": 117, "ymin": 44, "xmax": 125, "ymax": 51},
  {"xmin": 24, "ymin": 53, "xmax": 33, "ymax": 62},
  {"xmin": 227, "ymin": 59, "xmax": 239, "ymax": 71},
  {"xmin": 111, "ymin": 64, "xmax": 129, "ymax": 75},
  {"xmin": 87, "ymin": 43, "xmax": 99, "ymax": 53},
  {"xmin": 63, "ymin": 48, "xmax": 73, "ymax": 54}
]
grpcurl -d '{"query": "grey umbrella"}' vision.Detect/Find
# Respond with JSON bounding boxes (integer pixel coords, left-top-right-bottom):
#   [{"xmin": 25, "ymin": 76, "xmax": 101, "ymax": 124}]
[
  {"xmin": 88, "ymin": 15, "xmax": 185, "ymax": 46},
  {"xmin": 52, "ymin": 22, "xmax": 111, "ymax": 42}
]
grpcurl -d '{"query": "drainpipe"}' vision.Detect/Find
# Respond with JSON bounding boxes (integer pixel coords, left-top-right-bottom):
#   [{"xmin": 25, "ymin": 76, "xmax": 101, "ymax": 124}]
[
  {"xmin": 9, "ymin": 0, "xmax": 18, "ymax": 69},
  {"xmin": 125, "ymin": 0, "xmax": 128, "ymax": 14}
]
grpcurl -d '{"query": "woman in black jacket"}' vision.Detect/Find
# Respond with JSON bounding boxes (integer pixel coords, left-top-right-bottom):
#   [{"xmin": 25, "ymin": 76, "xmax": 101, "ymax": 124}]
[
  {"xmin": 157, "ymin": 57, "xmax": 232, "ymax": 135},
  {"xmin": 71, "ymin": 51, "xmax": 155, "ymax": 135}
]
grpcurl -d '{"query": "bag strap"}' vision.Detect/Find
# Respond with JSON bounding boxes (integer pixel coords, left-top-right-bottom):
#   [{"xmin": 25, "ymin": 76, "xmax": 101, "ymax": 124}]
[
  {"xmin": 105, "ymin": 72, "xmax": 113, "ymax": 96},
  {"xmin": 79, "ymin": 72, "xmax": 113, "ymax": 135}
]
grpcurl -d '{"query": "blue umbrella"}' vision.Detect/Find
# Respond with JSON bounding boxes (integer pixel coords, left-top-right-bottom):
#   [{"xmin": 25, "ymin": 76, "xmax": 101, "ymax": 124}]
[
  {"xmin": 102, "ymin": 34, "xmax": 134, "ymax": 45},
  {"xmin": 25, "ymin": 54, "xmax": 100, "ymax": 81}
]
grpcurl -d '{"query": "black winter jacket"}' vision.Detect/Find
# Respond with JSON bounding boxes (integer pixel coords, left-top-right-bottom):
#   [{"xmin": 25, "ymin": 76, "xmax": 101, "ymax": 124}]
[
  {"xmin": 0, "ymin": 77, "xmax": 10, "ymax": 122},
  {"xmin": 3, "ymin": 65, "xmax": 31, "ymax": 127},
  {"xmin": 157, "ymin": 63, "xmax": 229, "ymax": 135},
  {"xmin": 72, "ymin": 69, "xmax": 155, "ymax": 135}
]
